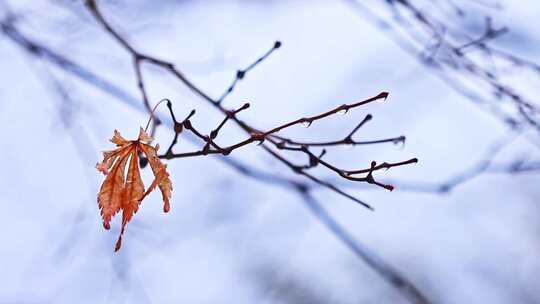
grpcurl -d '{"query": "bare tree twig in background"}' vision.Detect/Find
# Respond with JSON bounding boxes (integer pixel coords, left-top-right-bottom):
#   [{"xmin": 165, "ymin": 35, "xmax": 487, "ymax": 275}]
[
  {"xmin": 383, "ymin": 129, "xmax": 540, "ymax": 193},
  {"xmin": 300, "ymin": 190, "xmax": 430, "ymax": 304},
  {"xmin": 346, "ymin": 0, "xmax": 540, "ymax": 131},
  {"xmin": 345, "ymin": 0, "xmax": 540, "ymax": 132},
  {"xmin": 343, "ymin": 0, "xmax": 540, "ymax": 192}
]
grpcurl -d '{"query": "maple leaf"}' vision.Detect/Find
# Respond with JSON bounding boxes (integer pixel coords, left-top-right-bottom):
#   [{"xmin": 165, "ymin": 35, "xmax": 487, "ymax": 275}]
[{"xmin": 96, "ymin": 128, "xmax": 172, "ymax": 251}]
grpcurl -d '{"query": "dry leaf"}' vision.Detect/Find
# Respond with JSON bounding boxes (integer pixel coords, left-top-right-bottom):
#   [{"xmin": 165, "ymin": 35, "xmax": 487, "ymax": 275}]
[{"xmin": 96, "ymin": 128, "xmax": 172, "ymax": 251}]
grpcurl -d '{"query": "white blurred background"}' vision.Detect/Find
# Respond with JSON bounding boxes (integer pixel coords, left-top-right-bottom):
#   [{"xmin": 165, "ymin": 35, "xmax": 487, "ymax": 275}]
[{"xmin": 0, "ymin": 1, "xmax": 539, "ymax": 303}]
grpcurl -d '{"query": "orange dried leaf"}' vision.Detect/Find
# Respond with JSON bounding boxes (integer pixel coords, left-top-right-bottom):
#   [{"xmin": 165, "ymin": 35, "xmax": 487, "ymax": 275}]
[
  {"xmin": 139, "ymin": 142, "xmax": 172, "ymax": 213},
  {"xmin": 96, "ymin": 128, "xmax": 172, "ymax": 251}
]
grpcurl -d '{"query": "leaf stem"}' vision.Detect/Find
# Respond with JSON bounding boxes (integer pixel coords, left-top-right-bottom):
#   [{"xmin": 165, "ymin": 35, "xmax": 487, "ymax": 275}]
[{"xmin": 144, "ymin": 98, "xmax": 169, "ymax": 132}]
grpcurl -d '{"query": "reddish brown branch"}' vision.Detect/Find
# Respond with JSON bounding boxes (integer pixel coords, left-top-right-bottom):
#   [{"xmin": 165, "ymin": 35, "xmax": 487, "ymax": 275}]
[
  {"xmin": 82, "ymin": 0, "xmax": 420, "ymax": 212},
  {"xmin": 80, "ymin": 12, "xmax": 412, "ymax": 204},
  {"xmin": 217, "ymin": 41, "xmax": 281, "ymax": 104}
]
